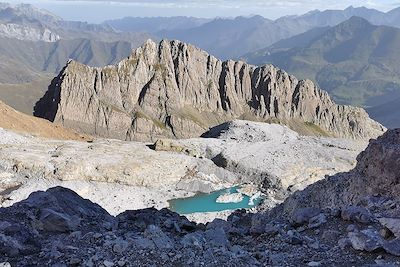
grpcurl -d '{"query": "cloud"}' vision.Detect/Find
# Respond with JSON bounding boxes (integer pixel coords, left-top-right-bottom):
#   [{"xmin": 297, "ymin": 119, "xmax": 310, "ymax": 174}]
[{"xmin": 36, "ymin": 0, "xmax": 398, "ymax": 13}]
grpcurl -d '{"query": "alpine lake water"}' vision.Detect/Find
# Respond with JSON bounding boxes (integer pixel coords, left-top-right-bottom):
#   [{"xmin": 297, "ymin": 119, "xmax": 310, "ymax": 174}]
[{"xmin": 168, "ymin": 186, "xmax": 263, "ymax": 214}]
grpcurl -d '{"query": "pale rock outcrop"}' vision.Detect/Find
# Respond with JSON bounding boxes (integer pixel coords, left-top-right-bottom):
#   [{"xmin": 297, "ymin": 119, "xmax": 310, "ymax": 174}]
[
  {"xmin": 0, "ymin": 23, "xmax": 60, "ymax": 42},
  {"xmin": 35, "ymin": 39, "xmax": 385, "ymax": 141}
]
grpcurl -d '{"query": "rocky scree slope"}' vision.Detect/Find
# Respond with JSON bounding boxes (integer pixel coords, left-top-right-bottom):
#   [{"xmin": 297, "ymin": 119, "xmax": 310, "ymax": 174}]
[
  {"xmin": 1, "ymin": 129, "xmax": 400, "ymax": 266},
  {"xmin": 34, "ymin": 39, "xmax": 385, "ymax": 142},
  {"xmin": 0, "ymin": 100, "xmax": 87, "ymax": 140}
]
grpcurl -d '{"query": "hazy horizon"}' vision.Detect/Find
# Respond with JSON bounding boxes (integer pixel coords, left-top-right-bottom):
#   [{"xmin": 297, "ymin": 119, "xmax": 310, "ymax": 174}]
[{"xmin": 3, "ymin": 0, "xmax": 400, "ymax": 23}]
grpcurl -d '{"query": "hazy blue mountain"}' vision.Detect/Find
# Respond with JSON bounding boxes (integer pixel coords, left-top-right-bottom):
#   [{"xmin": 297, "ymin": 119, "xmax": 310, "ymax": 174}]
[
  {"xmin": 368, "ymin": 96, "xmax": 400, "ymax": 128},
  {"xmin": 104, "ymin": 16, "xmax": 211, "ymax": 33},
  {"xmin": 275, "ymin": 6, "xmax": 387, "ymax": 30},
  {"xmin": 243, "ymin": 17, "xmax": 400, "ymax": 127},
  {"xmin": 0, "ymin": 37, "xmax": 134, "ymax": 84},
  {"xmin": 152, "ymin": 6, "xmax": 400, "ymax": 59},
  {"xmin": 162, "ymin": 15, "xmax": 291, "ymax": 59}
]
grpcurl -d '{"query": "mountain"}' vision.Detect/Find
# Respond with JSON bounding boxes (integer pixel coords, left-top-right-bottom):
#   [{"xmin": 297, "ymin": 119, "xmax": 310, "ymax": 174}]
[
  {"xmin": 34, "ymin": 39, "xmax": 384, "ymax": 141},
  {"xmin": 0, "ymin": 37, "xmax": 135, "ymax": 83},
  {"xmin": 0, "ymin": 2, "xmax": 152, "ymax": 43},
  {"xmin": 275, "ymin": 6, "xmax": 387, "ymax": 31},
  {"xmin": 367, "ymin": 97, "xmax": 400, "ymax": 128},
  {"xmin": 162, "ymin": 16, "xmax": 293, "ymax": 60},
  {"xmin": 243, "ymin": 17, "xmax": 400, "ymax": 127},
  {"xmin": 104, "ymin": 16, "xmax": 211, "ymax": 33},
  {"xmin": 0, "ymin": 36, "xmax": 141, "ymax": 114},
  {"xmin": 138, "ymin": 6, "xmax": 400, "ymax": 60}
]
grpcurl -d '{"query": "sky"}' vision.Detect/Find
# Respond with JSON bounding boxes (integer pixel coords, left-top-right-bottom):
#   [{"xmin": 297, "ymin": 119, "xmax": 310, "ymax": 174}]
[{"xmin": 5, "ymin": 0, "xmax": 400, "ymax": 22}]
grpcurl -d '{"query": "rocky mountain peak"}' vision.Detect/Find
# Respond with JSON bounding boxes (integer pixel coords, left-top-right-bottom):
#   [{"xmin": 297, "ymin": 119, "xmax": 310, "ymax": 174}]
[{"xmin": 35, "ymin": 39, "xmax": 385, "ymax": 141}]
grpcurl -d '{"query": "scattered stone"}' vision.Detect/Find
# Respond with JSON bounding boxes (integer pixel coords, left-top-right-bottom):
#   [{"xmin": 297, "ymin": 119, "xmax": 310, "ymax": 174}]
[
  {"xmin": 341, "ymin": 206, "xmax": 374, "ymax": 224},
  {"xmin": 346, "ymin": 224, "xmax": 358, "ymax": 232},
  {"xmin": 383, "ymin": 239, "xmax": 400, "ymax": 257},
  {"xmin": 181, "ymin": 232, "xmax": 205, "ymax": 250},
  {"xmin": 322, "ymin": 230, "xmax": 341, "ymax": 241},
  {"xmin": 103, "ymin": 260, "xmax": 114, "ymax": 267},
  {"xmin": 93, "ymin": 233, "xmax": 103, "ymax": 239},
  {"xmin": 117, "ymin": 260, "xmax": 126, "ymax": 266},
  {"xmin": 307, "ymin": 261, "xmax": 321, "ymax": 266},
  {"xmin": 380, "ymin": 228, "xmax": 394, "ymax": 239},
  {"xmin": 144, "ymin": 225, "xmax": 174, "ymax": 250},
  {"xmin": 205, "ymin": 227, "xmax": 229, "ymax": 248},
  {"xmin": 132, "ymin": 237, "xmax": 155, "ymax": 250},
  {"xmin": 338, "ymin": 238, "xmax": 352, "ymax": 250},
  {"xmin": 291, "ymin": 208, "xmax": 321, "ymax": 226},
  {"xmin": 39, "ymin": 208, "xmax": 79, "ymax": 233},
  {"xmin": 113, "ymin": 240, "xmax": 128, "ymax": 254},
  {"xmin": 379, "ymin": 218, "xmax": 400, "ymax": 238},
  {"xmin": 68, "ymin": 258, "xmax": 81, "ymax": 265},
  {"xmin": 284, "ymin": 230, "xmax": 303, "ymax": 245},
  {"xmin": 264, "ymin": 223, "xmax": 280, "ymax": 236},
  {"xmin": 348, "ymin": 230, "xmax": 383, "ymax": 252},
  {"xmin": 308, "ymin": 213, "xmax": 327, "ymax": 229},
  {"xmin": 1, "ymin": 128, "xmax": 400, "ymax": 267}
]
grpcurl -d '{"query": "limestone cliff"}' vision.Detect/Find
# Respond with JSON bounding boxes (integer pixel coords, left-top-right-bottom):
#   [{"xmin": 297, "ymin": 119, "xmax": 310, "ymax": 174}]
[{"xmin": 35, "ymin": 39, "xmax": 385, "ymax": 141}]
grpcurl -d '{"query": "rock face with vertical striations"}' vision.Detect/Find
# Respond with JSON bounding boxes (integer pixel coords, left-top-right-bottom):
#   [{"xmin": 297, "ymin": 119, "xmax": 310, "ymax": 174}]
[{"xmin": 34, "ymin": 39, "xmax": 385, "ymax": 141}]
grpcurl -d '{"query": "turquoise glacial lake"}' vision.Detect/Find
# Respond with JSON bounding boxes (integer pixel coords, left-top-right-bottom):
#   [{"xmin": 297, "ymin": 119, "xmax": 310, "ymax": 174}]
[{"xmin": 168, "ymin": 187, "xmax": 263, "ymax": 214}]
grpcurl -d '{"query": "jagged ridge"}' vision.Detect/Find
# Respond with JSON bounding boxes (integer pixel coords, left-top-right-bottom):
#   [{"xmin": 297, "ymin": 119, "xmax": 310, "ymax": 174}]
[{"xmin": 35, "ymin": 39, "xmax": 385, "ymax": 141}]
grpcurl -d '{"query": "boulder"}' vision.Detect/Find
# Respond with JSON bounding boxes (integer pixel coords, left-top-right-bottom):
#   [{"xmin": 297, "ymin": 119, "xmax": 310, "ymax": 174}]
[
  {"xmin": 291, "ymin": 207, "xmax": 321, "ymax": 226},
  {"xmin": 39, "ymin": 208, "xmax": 79, "ymax": 233},
  {"xmin": 379, "ymin": 218, "xmax": 400, "ymax": 238},
  {"xmin": 341, "ymin": 206, "xmax": 374, "ymax": 224}
]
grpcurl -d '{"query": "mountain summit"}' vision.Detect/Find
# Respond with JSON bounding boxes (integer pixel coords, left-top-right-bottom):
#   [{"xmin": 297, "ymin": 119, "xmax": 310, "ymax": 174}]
[{"xmin": 34, "ymin": 39, "xmax": 385, "ymax": 141}]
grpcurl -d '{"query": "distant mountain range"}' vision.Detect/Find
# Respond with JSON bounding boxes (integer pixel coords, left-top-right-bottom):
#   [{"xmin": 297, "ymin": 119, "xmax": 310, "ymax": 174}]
[
  {"xmin": 106, "ymin": 6, "xmax": 400, "ymax": 60},
  {"xmin": 0, "ymin": 3, "xmax": 151, "ymax": 43},
  {"xmin": 105, "ymin": 16, "xmax": 211, "ymax": 33},
  {"xmin": 243, "ymin": 17, "xmax": 400, "ymax": 128},
  {"xmin": 0, "ymin": 2, "xmax": 152, "ymax": 83}
]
